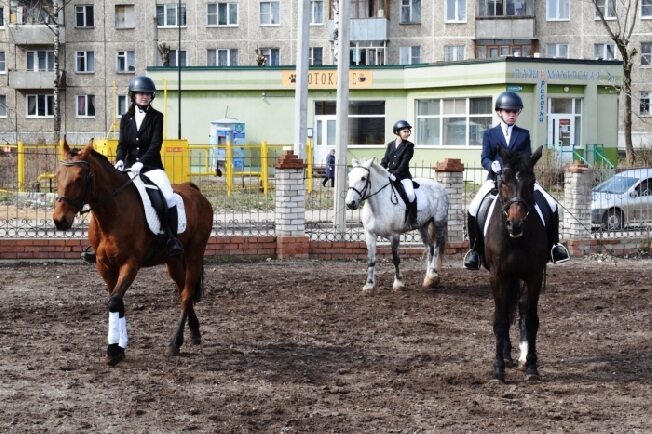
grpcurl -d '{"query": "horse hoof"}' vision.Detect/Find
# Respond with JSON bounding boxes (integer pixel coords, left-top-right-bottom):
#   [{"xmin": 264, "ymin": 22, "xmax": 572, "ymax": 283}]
[
  {"xmin": 167, "ymin": 346, "xmax": 180, "ymax": 357},
  {"xmin": 491, "ymin": 372, "xmax": 505, "ymax": 383},
  {"xmin": 392, "ymin": 281, "xmax": 406, "ymax": 291},
  {"xmin": 362, "ymin": 284, "xmax": 375, "ymax": 292},
  {"xmin": 525, "ymin": 373, "xmax": 541, "ymax": 382},
  {"xmin": 504, "ymin": 358, "xmax": 515, "ymax": 369},
  {"xmin": 422, "ymin": 276, "xmax": 440, "ymax": 288},
  {"xmin": 106, "ymin": 351, "xmax": 125, "ymax": 366}
]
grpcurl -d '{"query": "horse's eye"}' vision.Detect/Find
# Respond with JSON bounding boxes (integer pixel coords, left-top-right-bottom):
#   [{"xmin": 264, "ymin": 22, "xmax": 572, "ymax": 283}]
[{"xmin": 361, "ymin": 177, "xmax": 366, "ymax": 182}]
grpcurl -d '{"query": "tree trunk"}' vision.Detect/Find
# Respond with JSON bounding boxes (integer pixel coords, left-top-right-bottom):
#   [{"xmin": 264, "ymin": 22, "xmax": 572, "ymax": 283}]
[
  {"xmin": 622, "ymin": 59, "xmax": 636, "ymax": 166},
  {"xmin": 52, "ymin": 0, "xmax": 62, "ymax": 145}
]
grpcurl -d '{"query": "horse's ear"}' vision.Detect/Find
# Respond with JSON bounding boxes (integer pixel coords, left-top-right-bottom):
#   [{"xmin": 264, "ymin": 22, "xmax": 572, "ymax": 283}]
[
  {"xmin": 531, "ymin": 145, "xmax": 543, "ymax": 167},
  {"xmin": 61, "ymin": 134, "xmax": 70, "ymax": 156},
  {"xmin": 363, "ymin": 158, "xmax": 374, "ymax": 168},
  {"xmin": 352, "ymin": 158, "xmax": 359, "ymax": 167}
]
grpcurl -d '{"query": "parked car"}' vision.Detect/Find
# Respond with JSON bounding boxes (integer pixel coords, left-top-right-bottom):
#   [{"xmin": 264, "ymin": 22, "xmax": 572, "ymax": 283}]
[{"xmin": 591, "ymin": 168, "xmax": 652, "ymax": 230}]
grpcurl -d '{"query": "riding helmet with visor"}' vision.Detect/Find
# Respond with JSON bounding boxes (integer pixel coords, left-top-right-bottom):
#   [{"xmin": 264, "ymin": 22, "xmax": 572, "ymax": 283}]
[
  {"xmin": 128, "ymin": 76, "xmax": 157, "ymax": 101},
  {"xmin": 494, "ymin": 91, "xmax": 523, "ymax": 112},
  {"xmin": 393, "ymin": 120, "xmax": 412, "ymax": 134}
]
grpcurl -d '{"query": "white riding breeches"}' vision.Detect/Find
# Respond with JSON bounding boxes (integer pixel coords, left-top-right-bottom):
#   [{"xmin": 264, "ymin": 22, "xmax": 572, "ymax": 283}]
[
  {"xmin": 144, "ymin": 169, "xmax": 176, "ymax": 207},
  {"xmin": 468, "ymin": 180, "xmax": 558, "ymax": 217},
  {"xmin": 401, "ymin": 178, "xmax": 415, "ymax": 202}
]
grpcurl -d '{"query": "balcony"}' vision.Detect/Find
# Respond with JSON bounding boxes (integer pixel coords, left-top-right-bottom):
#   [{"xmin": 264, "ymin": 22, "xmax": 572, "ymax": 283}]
[
  {"xmin": 475, "ymin": 16, "xmax": 535, "ymax": 39},
  {"xmin": 8, "ymin": 24, "xmax": 65, "ymax": 45},
  {"xmin": 328, "ymin": 18, "xmax": 389, "ymax": 42},
  {"xmin": 8, "ymin": 70, "xmax": 63, "ymax": 90}
]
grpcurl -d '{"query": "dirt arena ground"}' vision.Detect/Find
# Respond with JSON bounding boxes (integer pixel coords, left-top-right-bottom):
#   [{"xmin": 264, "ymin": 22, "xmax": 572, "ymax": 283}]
[{"xmin": 1, "ymin": 254, "xmax": 650, "ymax": 433}]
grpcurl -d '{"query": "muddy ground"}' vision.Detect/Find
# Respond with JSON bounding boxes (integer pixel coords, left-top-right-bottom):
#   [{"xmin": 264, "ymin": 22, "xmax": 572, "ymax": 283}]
[{"xmin": 1, "ymin": 254, "xmax": 650, "ymax": 433}]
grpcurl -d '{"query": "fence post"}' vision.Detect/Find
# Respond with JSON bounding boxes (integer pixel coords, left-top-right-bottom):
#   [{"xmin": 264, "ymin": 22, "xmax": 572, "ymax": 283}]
[
  {"xmin": 434, "ymin": 158, "xmax": 465, "ymax": 244},
  {"xmin": 274, "ymin": 150, "xmax": 309, "ymax": 259},
  {"xmin": 563, "ymin": 162, "xmax": 593, "ymax": 243},
  {"xmin": 260, "ymin": 141, "xmax": 269, "ymax": 194},
  {"xmin": 225, "ymin": 142, "xmax": 233, "ymax": 196},
  {"xmin": 17, "ymin": 141, "xmax": 25, "ymax": 192}
]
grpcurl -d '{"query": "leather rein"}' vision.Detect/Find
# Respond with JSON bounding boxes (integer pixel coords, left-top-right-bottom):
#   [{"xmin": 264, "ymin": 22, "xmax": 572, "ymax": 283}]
[{"xmin": 347, "ymin": 166, "xmax": 398, "ymax": 204}]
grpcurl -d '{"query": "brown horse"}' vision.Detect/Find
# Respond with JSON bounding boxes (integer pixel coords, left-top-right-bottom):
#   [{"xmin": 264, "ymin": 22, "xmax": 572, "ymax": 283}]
[{"xmin": 52, "ymin": 139, "xmax": 214, "ymax": 366}]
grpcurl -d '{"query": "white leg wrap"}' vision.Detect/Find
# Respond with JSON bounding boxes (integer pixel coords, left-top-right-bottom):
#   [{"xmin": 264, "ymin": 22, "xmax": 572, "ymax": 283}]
[
  {"xmin": 118, "ymin": 316, "xmax": 128, "ymax": 349},
  {"xmin": 108, "ymin": 312, "xmax": 120, "ymax": 345},
  {"xmin": 519, "ymin": 341, "xmax": 529, "ymax": 365}
]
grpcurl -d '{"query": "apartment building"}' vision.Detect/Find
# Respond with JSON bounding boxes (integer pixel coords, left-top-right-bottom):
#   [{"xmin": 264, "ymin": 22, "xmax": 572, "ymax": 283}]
[{"xmin": 0, "ymin": 0, "xmax": 649, "ymax": 147}]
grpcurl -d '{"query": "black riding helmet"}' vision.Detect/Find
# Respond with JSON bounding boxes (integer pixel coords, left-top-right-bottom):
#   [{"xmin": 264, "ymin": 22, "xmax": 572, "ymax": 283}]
[
  {"xmin": 494, "ymin": 91, "xmax": 523, "ymax": 111},
  {"xmin": 393, "ymin": 120, "xmax": 412, "ymax": 134},
  {"xmin": 128, "ymin": 76, "xmax": 156, "ymax": 101}
]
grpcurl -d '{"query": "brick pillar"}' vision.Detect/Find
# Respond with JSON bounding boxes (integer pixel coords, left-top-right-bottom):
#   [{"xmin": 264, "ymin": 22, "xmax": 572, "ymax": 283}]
[
  {"xmin": 274, "ymin": 150, "xmax": 309, "ymax": 259},
  {"xmin": 563, "ymin": 162, "xmax": 593, "ymax": 240},
  {"xmin": 434, "ymin": 158, "xmax": 465, "ymax": 243}
]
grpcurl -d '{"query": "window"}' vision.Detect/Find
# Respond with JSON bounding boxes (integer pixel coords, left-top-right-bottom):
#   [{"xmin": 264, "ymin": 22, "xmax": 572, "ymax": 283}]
[
  {"xmin": 207, "ymin": 2, "xmax": 238, "ymax": 26},
  {"xmin": 399, "ymin": 46, "xmax": 421, "ymax": 64},
  {"xmin": 401, "ymin": 0, "xmax": 421, "ymax": 23},
  {"xmin": 640, "ymin": 92, "xmax": 651, "ymax": 116},
  {"xmin": 311, "ymin": 0, "xmax": 324, "ymax": 24},
  {"xmin": 351, "ymin": 42, "xmax": 386, "ymax": 65},
  {"xmin": 117, "ymin": 95, "xmax": 128, "ymax": 117},
  {"xmin": 446, "ymin": 0, "xmax": 466, "ymax": 22},
  {"xmin": 116, "ymin": 50, "xmax": 135, "ymax": 72},
  {"xmin": 260, "ymin": 48, "xmax": 280, "ymax": 65},
  {"xmin": 643, "ymin": 0, "xmax": 652, "ymax": 18},
  {"xmin": 546, "ymin": 43, "xmax": 569, "ymax": 58},
  {"xmin": 207, "ymin": 49, "xmax": 238, "ymax": 66},
  {"xmin": 115, "ymin": 5, "xmax": 135, "ymax": 28},
  {"xmin": 0, "ymin": 7, "xmax": 5, "ymax": 27},
  {"xmin": 444, "ymin": 45, "xmax": 465, "ymax": 61},
  {"xmin": 478, "ymin": 0, "xmax": 532, "ymax": 17},
  {"xmin": 0, "ymin": 51, "xmax": 5, "ymax": 73},
  {"xmin": 75, "ymin": 5, "xmax": 94, "ymax": 27},
  {"xmin": 157, "ymin": 3, "xmax": 187, "ymax": 27},
  {"xmin": 309, "ymin": 47, "xmax": 323, "ymax": 65},
  {"xmin": 642, "ymin": 42, "xmax": 652, "ymax": 66},
  {"xmin": 27, "ymin": 94, "xmax": 54, "ymax": 118},
  {"xmin": 260, "ymin": 1, "xmax": 280, "ymax": 25},
  {"xmin": 76, "ymin": 95, "xmax": 95, "ymax": 118},
  {"xmin": 547, "ymin": 0, "xmax": 570, "ymax": 20},
  {"xmin": 26, "ymin": 51, "xmax": 54, "ymax": 72},
  {"xmin": 349, "ymin": 101, "xmax": 385, "ymax": 145},
  {"xmin": 595, "ymin": 0, "xmax": 616, "ymax": 19},
  {"xmin": 167, "ymin": 50, "xmax": 187, "ymax": 67},
  {"xmin": 0, "ymin": 95, "xmax": 6, "ymax": 117},
  {"xmin": 76, "ymin": 51, "xmax": 95, "ymax": 73},
  {"xmin": 416, "ymin": 97, "xmax": 493, "ymax": 146},
  {"xmin": 594, "ymin": 43, "xmax": 616, "ymax": 60},
  {"xmin": 475, "ymin": 40, "xmax": 531, "ymax": 59}
]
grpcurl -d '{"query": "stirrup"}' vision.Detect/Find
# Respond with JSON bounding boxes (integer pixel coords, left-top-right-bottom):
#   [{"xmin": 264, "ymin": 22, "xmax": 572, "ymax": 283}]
[
  {"xmin": 550, "ymin": 243, "xmax": 570, "ymax": 264},
  {"xmin": 463, "ymin": 249, "xmax": 480, "ymax": 270}
]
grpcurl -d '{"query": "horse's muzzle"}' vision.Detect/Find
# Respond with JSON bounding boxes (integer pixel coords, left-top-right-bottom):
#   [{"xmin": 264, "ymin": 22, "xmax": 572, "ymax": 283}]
[
  {"xmin": 346, "ymin": 201, "xmax": 359, "ymax": 210},
  {"xmin": 505, "ymin": 219, "xmax": 524, "ymax": 238},
  {"xmin": 53, "ymin": 216, "xmax": 73, "ymax": 231}
]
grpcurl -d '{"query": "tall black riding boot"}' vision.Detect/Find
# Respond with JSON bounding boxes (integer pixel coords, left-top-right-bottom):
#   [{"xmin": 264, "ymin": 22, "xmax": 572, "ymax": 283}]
[
  {"xmin": 81, "ymin": 247, "xmax": 96, "ymax": 264},
  {"xmin": 407, "ymin": 199, "xmax": 418, "ymax": 227},
  {"xmin": 548, "ymin": 210, "xmax": 570, "ymax": 263},
  {"xmin": 166, "ymin": 206, "xmax": 184, "ymax": 256},
  {"xmin": 463, "ymin": 212, "xmax": 481, "ymax": 270}
]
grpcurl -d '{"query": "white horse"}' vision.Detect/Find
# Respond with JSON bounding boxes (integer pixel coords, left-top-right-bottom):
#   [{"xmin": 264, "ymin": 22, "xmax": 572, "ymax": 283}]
[{"xmin": 345, "ymin": 158, "xmax": 449, "ymax": 291}]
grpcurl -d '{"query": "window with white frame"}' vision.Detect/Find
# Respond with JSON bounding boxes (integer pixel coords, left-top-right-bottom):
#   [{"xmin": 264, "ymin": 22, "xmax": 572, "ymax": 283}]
[
  {"xmin": 351, "ymin": 41, "xmax": 386, "ymax": 65},
  {"xmin": 27, "ymin": 51, "xmax": 54, "ymax": 72},
  {"xmin": 27, "ymin": 94, "xmax": 54, "ymax": 118},
  {"xmin": 76, "ymin": 95, "xmax": 95, "ymax": 118},
  {"xmin": 0, "ymin": 95, "xmax": 6, "ymax": 117},
  {"xmin": 311, "ymin": 0, "xmax": 324, "ymax": 24},
  {"xmin": 399, "ymin": 46, "xmax": 421, "ymax": 64},
  {"xmin": 76, "ymin": 51, "xmax": 95, "ymax": 73},
  {"xmin": 166, "ymin": 50, "xmax": 187, "ymax": 67},
  {"xmin": 0, "ymin": 7, "xmax": 4, "ymax": 27},
  {"xmin": 75, "ymin": 5, "xmax": 94, "ymax": 27},
  {"xmin": 260, "ymin": 48, "xmax": 280, "ymax": 65},
  {"xmin": 416, "ymin": 97, "xmax": 493, "ymax": 146},
  {"xmin": 446, "ymin": 0, "xmax": 466, "ymax": 22},
  {"xmin": 207, "ymin": 2, "xmax": 238, "ymax": 26},
  {"xmin": 594, "ymin": 43, "xmax": 616, "ymax": 60},
  {"xmin": 640, "ymin": 92, "xmax": 651, "ymax": 115},
  {"xmin": 309, "ymin": 47, "xmax": 323, "ymax": 65},
  {"xmin": 116, "ymin": 50, "xmax": 135, "ymax": 72},
  {"xmin": 444, "ymin": 45, "xmax": 465, "ymax": 61},
  {"xmin": 478, "ymin": 0, "xmax": 532, "ymax": 17},
  {"xmin": 641, "ymin": 42, "xmax": 652, "ymax": 66},
  {"xmin": 401, "ymin": 0, "xmax": 421, "ymax": 24},
  {"xmin": 595, "ymin": 0, "xmax": 616, "ymax": 19},
  {"xmin": 116, "ymin": 95, "xmax": 128, "ymax": 117},
  {"xmin": 547, "ymin": 0, "xmax": 570, "ymax": 20},
  {"xmin": 643, "ymin": 0, "xmax": 652, "ymax": 18},
  {"xmin": 0, "ymin": 51, "xmax": 5, "ymax": 73},
  {"xmin": 207, "ymin": 49, "xmax": 238, "ymax": 66},
  {"xmin": 260, "ymin": 1, "xmax": 280, "ymax": 25},
  {"xmin": 115, "ymin": 4, "xmax": 135, "ymax": 28},
  {"xmin": 349, "ymin": 101, "xmax": 385, "ymax": 145},
  {"xmin": 157, "ymin": 3, "xmax": 187, "ymax": 27},
  {"xmin": 546, "ymin": 43, "xmax": 569, "ymax": 58}
]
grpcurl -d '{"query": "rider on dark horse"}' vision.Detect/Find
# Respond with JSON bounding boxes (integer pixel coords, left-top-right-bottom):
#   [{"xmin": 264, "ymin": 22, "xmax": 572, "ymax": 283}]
[
  {"xmin": 463, "ymin": 91, "xmax": 571, "ymax": 270},
  {"xmin": 82, "ymin": 76, "xmax": 184, "ymax": 263},
  {"xmin": 381, "ymin": 120, "xmax": 417, "ymax": 227}
]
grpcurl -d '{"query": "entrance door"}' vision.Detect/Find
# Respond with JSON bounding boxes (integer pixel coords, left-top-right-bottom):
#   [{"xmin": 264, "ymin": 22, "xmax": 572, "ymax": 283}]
[
  {"xmin": 547, "ymin": 114, "xmax": 575, "ymax": 165},
  {"xmin": 314, "ymin": 115, "xmax": 337, "ymax": 167}
]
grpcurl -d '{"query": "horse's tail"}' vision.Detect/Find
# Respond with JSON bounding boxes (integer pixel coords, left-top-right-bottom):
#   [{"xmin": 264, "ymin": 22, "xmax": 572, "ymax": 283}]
[{"xmin": 192, "ymin": 262, "xmax": 205, "ymax": 303}]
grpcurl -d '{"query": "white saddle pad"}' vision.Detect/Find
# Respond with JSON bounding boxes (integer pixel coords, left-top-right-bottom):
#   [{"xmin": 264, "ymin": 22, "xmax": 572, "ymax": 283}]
[
  {"xmin": 395, "ymin": 188, "xmax": 428, "ymax": 211},
  {"xmin": 132, "ymin": 176, "xmax": 187, "ymax": 235},
  {"xmin": 483, "ymin": 196, "xmax": 545, "ymax": 236}
]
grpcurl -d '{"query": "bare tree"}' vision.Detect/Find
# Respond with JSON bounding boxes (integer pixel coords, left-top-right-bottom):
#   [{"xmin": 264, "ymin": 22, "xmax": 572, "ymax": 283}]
[{"xmin": 590, "ymin": 0, "xmax": 639, "ymax": 165}]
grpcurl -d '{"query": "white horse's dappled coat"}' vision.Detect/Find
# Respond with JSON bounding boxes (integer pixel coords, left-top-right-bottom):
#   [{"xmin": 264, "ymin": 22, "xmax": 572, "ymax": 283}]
[{"xmin": 345, "ymin": 158, "xmax": 449, "ymax": 291}]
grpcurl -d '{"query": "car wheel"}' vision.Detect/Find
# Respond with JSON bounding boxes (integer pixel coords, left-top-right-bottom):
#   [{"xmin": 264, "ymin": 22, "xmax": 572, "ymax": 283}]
[{"xmin": 602, "ymin": 208, "xmax": 624, "ymax": 230}]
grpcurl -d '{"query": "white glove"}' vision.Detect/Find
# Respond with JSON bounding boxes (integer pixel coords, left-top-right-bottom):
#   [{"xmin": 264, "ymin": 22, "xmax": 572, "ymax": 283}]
[
  {"xmin": 491, "ymin": 160, "xmax": 502, "ymax": 174},
  {"xmin": 114, "ymin": 161, "xmax": 124, "ymax": 170},
  {"xmin": 131, "ymin": 161, "xmax": 143, "ymax": 175},
  {"xmin": 389, "ymin": 173, "xmax": 396, "ymax": 181}
]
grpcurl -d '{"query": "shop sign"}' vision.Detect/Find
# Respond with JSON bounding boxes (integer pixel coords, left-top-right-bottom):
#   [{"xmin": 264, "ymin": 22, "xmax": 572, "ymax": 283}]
[{"xmin": 282, "ymin": 70, "xmax": 373, "ymax": 89}]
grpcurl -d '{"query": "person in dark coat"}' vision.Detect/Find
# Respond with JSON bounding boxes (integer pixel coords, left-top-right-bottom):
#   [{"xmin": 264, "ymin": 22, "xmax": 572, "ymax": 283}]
[
  {"xmin": 82, "ymin": 76, "xmax": 183, "ymax": 263},
  {"xmin": 463, "ymin": 91, "xmax": 570, "ymax": 270},
  {"xmin": 381, "ymin": 120, "xmax": 417, "ymax": 226},
  {"xmin": 322, "ymin": 149, "xmax": 335, "ymax": 187}
]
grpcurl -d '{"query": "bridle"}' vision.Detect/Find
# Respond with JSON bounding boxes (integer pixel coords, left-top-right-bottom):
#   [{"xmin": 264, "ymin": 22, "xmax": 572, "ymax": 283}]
[
  {"xmin": 497, "ymin": 169, "xmax": 532, "ymax": 220},
  {"xmin": 347, "ymin": 166, "xmax": 395, "ymax": 203}
]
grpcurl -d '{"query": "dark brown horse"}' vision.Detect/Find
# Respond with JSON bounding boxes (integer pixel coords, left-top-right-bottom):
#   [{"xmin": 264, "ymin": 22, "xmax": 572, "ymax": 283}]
[
  {"xmin": 484, "ymin": 145, "xmax": 547, "ymax": 382},
  {"xmin": 53, "ymin": 139, "xmax": 214, "ymax": 366}
]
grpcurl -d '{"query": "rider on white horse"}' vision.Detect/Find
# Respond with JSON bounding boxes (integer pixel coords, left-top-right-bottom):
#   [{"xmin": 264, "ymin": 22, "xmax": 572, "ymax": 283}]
[{"xmin": 381, "ymin": 120, "xmax": 417, "ymax": 227}]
